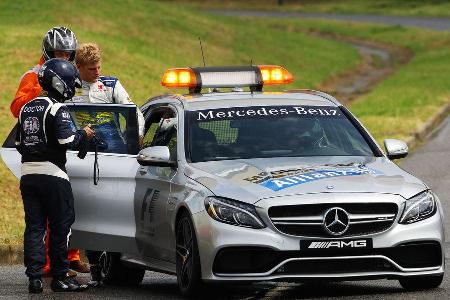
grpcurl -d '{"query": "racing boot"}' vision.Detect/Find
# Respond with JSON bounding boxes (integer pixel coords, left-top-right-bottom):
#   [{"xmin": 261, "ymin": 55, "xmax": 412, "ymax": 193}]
[
  {"xmin": 28, "ymin": 278, "xmax": 43, "ymax": 294},
  {"xmin": 50, "ymin": 275, "xmax": 88, "ymax": 292},
  {"xmin": 87, "ymin": 264, "xmax": 103, "ymax": 287}
]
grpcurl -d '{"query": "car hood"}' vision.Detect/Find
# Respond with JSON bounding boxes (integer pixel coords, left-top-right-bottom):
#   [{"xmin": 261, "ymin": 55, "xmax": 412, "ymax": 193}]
[{"xmin": 185, "ymin": 156, "xmax": 426, "ymax": 204}]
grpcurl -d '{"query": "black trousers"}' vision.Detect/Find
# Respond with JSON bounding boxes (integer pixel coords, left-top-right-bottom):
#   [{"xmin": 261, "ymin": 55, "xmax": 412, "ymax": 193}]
[{"xmin": 20, "ymin": 174, "xmax": 75, "ymax": 279}]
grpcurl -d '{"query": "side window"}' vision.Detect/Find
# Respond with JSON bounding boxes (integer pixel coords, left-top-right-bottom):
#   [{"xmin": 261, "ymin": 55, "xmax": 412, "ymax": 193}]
[
  {"xmin": 70, "ymin": 110, "xmax": 129, "ymax": 154},
  {"xmin": 143, "ymin": 107, "xmax": 177, "ymax": 160},
  {"xmin": 143, "ymin": 122, "xmax": 159, "ymax": 148},
  {"xmin": 165, "ymin": 128, "xmax": 177, "ymax": 161},
  {"xmin": 67, "ymin": 104, "xmax": 139, "ymax": 155}
]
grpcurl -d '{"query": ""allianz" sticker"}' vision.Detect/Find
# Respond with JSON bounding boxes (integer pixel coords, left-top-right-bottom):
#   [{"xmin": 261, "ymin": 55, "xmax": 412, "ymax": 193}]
[{"xmin": 260, "ymin": 167, "xmax": 381, "ymax": 191}]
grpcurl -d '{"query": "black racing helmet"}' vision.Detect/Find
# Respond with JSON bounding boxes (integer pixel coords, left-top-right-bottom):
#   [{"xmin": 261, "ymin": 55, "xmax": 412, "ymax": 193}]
[
  {"xmin": 42, "ymin": 26, "xmax": 78, "ymax": 62},
  {"xmin": 38, "ymin": 58, "xmax": 82, "ymax": 101}
]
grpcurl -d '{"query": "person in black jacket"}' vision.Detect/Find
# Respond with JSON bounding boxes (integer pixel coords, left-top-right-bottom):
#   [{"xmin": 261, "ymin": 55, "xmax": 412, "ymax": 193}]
[{"xmin": 16, "ymin": 58, "xmax": 94, "ymax": 293}]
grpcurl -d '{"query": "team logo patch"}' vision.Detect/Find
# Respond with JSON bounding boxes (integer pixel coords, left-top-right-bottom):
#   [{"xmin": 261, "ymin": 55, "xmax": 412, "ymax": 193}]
[{"xmin": 23, "ymin": 117, "xmax": 40, "ymax": 134}]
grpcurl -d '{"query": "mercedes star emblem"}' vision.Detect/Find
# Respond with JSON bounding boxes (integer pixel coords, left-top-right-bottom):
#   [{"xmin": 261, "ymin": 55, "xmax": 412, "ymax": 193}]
[{"xmin": 323, "ymin": 207, "xmax": 350, "ymax": 236}]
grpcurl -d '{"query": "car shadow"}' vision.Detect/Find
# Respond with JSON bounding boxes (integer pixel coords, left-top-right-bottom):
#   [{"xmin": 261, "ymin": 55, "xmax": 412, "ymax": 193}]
[
  {"xmin": 69, "ymin": 270, "xmax": 448, "ymax": 299},
  {"xmin": 130, "ymin": 278, "xmax": 413, "ymax": 300}
]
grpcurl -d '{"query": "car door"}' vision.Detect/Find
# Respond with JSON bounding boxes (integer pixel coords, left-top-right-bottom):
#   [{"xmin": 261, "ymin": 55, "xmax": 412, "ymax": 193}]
[
  {"xmin": 134, "ymin": 104, "xmax": 179, "ymax": 263},
  {"xmin": 1, "ymin": 103, "xmax": 141, "ymax": 254}
]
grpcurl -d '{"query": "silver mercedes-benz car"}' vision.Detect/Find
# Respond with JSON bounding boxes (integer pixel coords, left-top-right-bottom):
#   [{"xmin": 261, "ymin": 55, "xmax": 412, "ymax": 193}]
[{"xmin": 2, "ymin": 66, "xmax": 445, "ymax": 297}]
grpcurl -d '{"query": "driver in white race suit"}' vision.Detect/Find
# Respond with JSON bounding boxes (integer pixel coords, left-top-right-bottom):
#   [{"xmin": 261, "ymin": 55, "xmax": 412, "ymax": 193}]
[
  {"xmin": 70, "ymin": 43, "xmax": 145, "ymax": 286},
  {"xmin": 70, "ymin": 43, "xmax": 145, "ymax": 152}
]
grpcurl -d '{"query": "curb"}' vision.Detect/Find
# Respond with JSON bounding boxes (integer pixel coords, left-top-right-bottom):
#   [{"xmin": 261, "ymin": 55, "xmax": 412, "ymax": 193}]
[{"xmin": 405, "ymin": 101, "xmax": 450, "ymax": 150}]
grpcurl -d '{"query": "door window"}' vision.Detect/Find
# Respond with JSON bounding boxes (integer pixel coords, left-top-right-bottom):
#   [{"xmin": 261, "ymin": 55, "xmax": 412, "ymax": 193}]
[
  {"xmin": 68, "ymin": 103, "xmax": 140, "ymax": 154},
  {"xmin": 143, "ymin": 107, "xmax": 177, "ymax": 160}
]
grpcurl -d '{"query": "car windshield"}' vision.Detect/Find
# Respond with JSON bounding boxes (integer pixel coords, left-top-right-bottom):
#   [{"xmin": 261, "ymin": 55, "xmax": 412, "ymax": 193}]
[{"xmin": 186, "ymin": 105, "xmax": 375, "ymax": 162}]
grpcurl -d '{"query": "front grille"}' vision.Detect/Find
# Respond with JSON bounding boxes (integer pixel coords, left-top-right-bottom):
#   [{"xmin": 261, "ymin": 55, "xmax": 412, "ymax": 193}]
[
  {"xmin": 268, "ymin": 203, "xmax": 398, "ymax": 237},
  {"xmin": 213, "ymin": 242, "xmax": 441, "ymax": 275}
]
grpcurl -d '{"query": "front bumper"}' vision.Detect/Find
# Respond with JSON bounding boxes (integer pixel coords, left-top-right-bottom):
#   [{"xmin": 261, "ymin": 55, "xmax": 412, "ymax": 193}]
[{"xmin": 193, "ymin": 198, "xmax": 445, "ymax": 282}]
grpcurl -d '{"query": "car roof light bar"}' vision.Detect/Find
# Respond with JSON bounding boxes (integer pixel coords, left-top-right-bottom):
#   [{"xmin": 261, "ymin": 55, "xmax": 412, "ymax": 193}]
[{"xmin": 161, "ymin": 65, "xmax": 294, "ymax": 93}]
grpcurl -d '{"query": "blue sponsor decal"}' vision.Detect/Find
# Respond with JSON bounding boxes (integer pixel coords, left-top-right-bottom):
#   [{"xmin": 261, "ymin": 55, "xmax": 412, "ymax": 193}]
[{"xmin": 260, "ymin": 167, "xmax": 381, "ymax": 191}]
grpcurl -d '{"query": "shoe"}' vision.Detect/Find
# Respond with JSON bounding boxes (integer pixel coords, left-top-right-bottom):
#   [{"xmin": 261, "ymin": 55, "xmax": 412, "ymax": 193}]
[
  {"xmin": 28, "ymin": 278, "xmax": 43, "ymax": 294},
  {"xmin": 69, "ymin": 260, "xmax": 90, "ymax": 273},
  {"xmin": 87, "ymin": 265, "xmax": 103, "ymax": 288},
  {"xmin": 68, "ymin": 269, "xmax": 77, "ymax": 277},
  {"xmin": 51, "ymin": 276, "xmax": 88, "ymax": 292}
]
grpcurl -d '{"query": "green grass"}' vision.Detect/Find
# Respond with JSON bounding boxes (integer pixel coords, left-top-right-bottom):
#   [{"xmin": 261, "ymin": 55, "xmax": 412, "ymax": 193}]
[
  {"xmin": 0, "ymin": 0, "xmax": 359, "ymax": 245},
  {"xmin": 181, "ymin": 0, "xmax": 450, "ymax": 18}
]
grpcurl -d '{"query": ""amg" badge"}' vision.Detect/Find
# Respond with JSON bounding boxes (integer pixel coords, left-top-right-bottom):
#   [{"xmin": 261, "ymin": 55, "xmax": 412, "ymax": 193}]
[{"xmin": 307, "ymin": 240, "xmax": 367, "ymax": 249}]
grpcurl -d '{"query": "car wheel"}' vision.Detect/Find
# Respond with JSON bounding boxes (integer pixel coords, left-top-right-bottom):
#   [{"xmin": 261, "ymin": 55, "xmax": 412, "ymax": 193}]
[
  {"xmin": 399, "ymin": 274, "xmax": 443, "ymax": 290},
  {"xmin": 100, "ymin": 252, "xmax": 145, "ymax": 286},
  {"xmin": 176, "ymin": 212, "xmax": 202, "ymax": 297}
]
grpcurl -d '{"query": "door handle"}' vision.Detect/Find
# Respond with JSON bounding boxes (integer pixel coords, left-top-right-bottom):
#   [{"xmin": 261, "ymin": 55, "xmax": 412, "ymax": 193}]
[{"xmin": 139, "ymin": 167, "xmax": 148, "ymax": 175}]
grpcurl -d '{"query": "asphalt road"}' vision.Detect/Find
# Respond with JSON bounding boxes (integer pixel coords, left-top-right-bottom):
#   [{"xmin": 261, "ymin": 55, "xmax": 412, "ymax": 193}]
[
  {"xmin": 210, "ymin": 10, "xmax": 450, "ymax": 32},
  {"xmin": 1, "ymin": 118, "xmax": 449, "ymax": 299}
]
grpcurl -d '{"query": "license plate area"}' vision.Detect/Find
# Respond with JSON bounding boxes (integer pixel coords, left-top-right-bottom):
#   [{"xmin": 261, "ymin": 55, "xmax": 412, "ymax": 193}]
[{"xmin": 300, "ymin": 238, "xmax": 373, "ymax": 251}]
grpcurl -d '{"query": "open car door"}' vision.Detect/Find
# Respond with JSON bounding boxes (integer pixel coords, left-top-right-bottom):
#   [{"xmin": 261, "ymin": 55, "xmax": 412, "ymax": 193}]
[{"xmin": 1, "ymin": 103, "xmax": 141, "ymax": 254}]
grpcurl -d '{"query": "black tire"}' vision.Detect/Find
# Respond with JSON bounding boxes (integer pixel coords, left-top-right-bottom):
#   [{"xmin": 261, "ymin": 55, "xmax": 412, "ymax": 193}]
[
  {"xmin": 100, "ymin": 252, "xmax": 145, "ymax": 286},
  {"xmin": 399, "ymin": 274, "xmax": 444, "ymax": 291},
  {"xmin": 176, "ymin": 212, "xmax": 203, "ymax": 297}
]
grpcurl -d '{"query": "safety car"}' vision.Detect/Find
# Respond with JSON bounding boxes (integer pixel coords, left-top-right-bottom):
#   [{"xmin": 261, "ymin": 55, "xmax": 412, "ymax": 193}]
[{"xmin": 1, "ymin": 65, "xmax": 445, "ymax": 297}]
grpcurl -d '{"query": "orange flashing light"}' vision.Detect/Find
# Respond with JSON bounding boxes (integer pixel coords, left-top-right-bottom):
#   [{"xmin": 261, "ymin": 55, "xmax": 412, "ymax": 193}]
[
  {"xmin": 161, "ymin": 68, "xmax": 197, "ymax": 88},
  {"xmin": 258, "ymin": 65, "xmax": 294, "ymax": 85}
]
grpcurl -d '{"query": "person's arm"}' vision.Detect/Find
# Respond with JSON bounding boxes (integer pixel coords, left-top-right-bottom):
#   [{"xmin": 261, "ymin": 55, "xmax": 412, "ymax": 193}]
[
  {"xmin": 10, "ymin": 72, "xmax": 42, "ymax": 118},
  {"xmin": 52, "ymin": 104, "xmax": 94, "ymax": 150},
  {"xmin": 113, "ymin": 80, "xmax": 145, "ymax": 137}
]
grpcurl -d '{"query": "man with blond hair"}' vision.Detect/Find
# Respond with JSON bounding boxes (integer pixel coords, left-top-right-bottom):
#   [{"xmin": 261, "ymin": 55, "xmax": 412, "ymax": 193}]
[
  {"xmin": 70, "ymin": 42, "xmax": 145, "ymax": 286},
  {"xmin": 72, "ymin": 43, "xmax": 145, "ymax": 148}
]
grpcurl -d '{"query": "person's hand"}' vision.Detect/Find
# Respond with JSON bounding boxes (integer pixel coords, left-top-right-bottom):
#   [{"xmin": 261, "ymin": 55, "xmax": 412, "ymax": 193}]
[{"xmin": 83, "ymin": 124, "xmax": 95, "ymax": 141}]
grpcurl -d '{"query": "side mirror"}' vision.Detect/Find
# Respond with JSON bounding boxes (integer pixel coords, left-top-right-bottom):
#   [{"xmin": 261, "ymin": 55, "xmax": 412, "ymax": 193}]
[
  {"xmin": 384, "ymin": 139, "xmax": 408, "ymax": 160},
  {"xmin": 137, "ymin": 146, "xmax": 176, "ymax": 167}
]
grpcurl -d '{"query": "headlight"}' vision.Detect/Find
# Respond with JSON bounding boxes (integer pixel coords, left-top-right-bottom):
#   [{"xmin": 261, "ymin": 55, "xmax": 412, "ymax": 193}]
[
  {"xmin": 204, "ymin": 197, "xmax": 266, "ymax": 229},
  {"xmin": 399, "ymin": 190, "xmax": 437, "ymax": 224}
]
